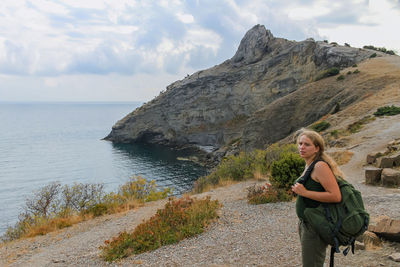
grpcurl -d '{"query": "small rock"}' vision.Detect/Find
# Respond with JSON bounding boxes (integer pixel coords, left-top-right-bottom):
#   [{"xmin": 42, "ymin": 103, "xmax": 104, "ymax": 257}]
[
  {"xmin": 354, "ymin": 240, "xmax": 365, "ymax": 250},
  {"xmin": 389, "ymin": 253, "xmax": 400, "ymax": 262},
  {"xmin": 52, "ymin": 259, "xmax": 66, "ymax": 263}
]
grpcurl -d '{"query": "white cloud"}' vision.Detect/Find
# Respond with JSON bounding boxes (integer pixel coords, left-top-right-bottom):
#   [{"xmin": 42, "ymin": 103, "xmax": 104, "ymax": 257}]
[
  {"xmin": 0, "ymin": 0, "xmax": 398, "ymax": 102},
  {"xmin": 176, "ymin": 13, "xmax": 195, "ymax": 24}
]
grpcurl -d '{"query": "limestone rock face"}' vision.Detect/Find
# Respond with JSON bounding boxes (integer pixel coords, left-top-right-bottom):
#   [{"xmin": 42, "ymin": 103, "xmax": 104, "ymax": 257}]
[
  {"xmin": 104, "ymin": 24, "xmax": 378, "ymax": 162},
  {"xmin": 231, "ymin": 24, "xmax": 273, "ymax": 65}
]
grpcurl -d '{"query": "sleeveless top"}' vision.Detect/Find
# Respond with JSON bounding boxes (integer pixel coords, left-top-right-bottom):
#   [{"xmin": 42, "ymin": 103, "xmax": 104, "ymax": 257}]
[{"xmin": 295, "ymin": 162, "xmax": 325, "ymax": 221}]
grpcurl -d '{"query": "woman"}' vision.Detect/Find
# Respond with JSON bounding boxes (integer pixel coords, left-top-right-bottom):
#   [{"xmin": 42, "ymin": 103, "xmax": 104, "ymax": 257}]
[{"xmin": 291, "ymin": 130, "xmax": 343, "ymax": 267}]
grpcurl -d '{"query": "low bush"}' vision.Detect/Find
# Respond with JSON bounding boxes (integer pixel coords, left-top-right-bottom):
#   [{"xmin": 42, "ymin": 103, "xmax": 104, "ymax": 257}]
[
  {"xmin": 193, "ymin": 144, "xmax": 299, "ymax": 193},
  {"xmin": 311, "ymin": 121, "xmax": 331, "ymax": 132},
  {"xmin": 247, "ymin": 183, "xmax": 293, "ymax": 204},
  {"xmin": 1, "ymin": 177, "xmax": 172, "ymax": 242},
  {"xmin": 373, "ymin": 105, "xmax": 400, "ymax": 116},
  {"xmin": 370, "ymin": 53, "xmax": 377, "ymax": 58},
  {"xmin": 347, "ymin": 116, "xmax": 375, "ymax": 133},
  {"xmin": 315, "ymin": 67, "xmax": 340, "ymax": 81},
  {"xmin": 353, "ymin": 69, "xmax": 360, "ymax": 74},
  {"xmin": 336, "ymin": 75, "xmax": 345, "ymax": 81},
  {"xmin": 100, "ymin": 196, "xmax": 220, "ymax": 261},
  {"xmin": 270, "ymin": 152, "xmax": 305, "ymax": 190},
  {"xmin": 363, "ymin": 45, "xmax": 397, "ymax": 55}
]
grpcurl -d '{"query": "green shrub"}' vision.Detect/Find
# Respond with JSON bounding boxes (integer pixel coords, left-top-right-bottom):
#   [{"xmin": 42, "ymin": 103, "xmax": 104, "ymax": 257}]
[
  {"xmin": 347, "ymin": 71, "xmax": 352, "ymax": 75},
  {"xmin": 192, "ymin": 144, "xmax": 299, "ymax": 194},
  {"xmin": 264, "ymin": 144, "xmax": 298, "ymax": 170},
  {"xmin": 370, "ymin": 53, "xmax": 377, "ymax": 58},
  {"xmin": 315, "ymin": 67, "xmax": 340, "ymax": 81},
  {"xmin": 352, "ymin": 64, "xmax": 358, "ymax": 67},
  {"xmin": 353, "ymin": 69, "xmax": 360, "ymax": 74},
  {"xmin": 373, "ymin": 105, "xmax": 400, "ymax": 116},
  {"xmin": 311, "ymin": 121, "xmax": 331, "ymax": 132},
  {"xmin": 118, "ymin": 176, "xmax": 171, "ymax": 203},
  {"xmin": 336, "ymin": 75, "xmax": 345, "ymax": 81},
  {"xmin": 347, "ymin": 116, "xmax": 375, "ymax": 133},
  {"xmin": 192, "ymin": 151, "xmax": 257, "ymax": 193},
  {"xmin": 247, "ymin": 183, "xmax": 293, "ymax": 204},
  {"xmin": 330, "ymin": 130, "xmax": 340, "ymax": 138},
  {"xmin": 100, "ymin": 196, "xmax": 220, "ymax": 261},
  {"xmin": 270, "ymin": 152, "xmax": 305, "ymax": 190}
]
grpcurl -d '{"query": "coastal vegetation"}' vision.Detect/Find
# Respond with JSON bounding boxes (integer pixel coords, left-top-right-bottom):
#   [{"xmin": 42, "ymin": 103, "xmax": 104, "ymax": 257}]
[
  {"xmin": 363, "ymin": 45, "xmax": 397, "ymax": 55},
  {"xmin": 192, "ymin": 143, "xmax": 305, "ymax": 205},
  {"xmin": 193, "ymin": 144, "xmax": 300, "ymax": 193},
  {"xmin": 1, "ymin": 177, "xmax": 172, "ymax": 242},
  {"xmin": 100, "ymin": 196, "xmax": 220, "ymax": 261},
  {"xmin": 311, "ymin": 121, "xmax": 331, "ymax": 132},
  {"xmin": 373, "ymin": 105, "xmax": 400, "ymax": 116},
  {"xmin": 315, "ymin": 67, "xmax": 340, "ymax": 81},
  {"xmin": 247, "ymin": 150, "xmax": 304, "ymax": 204}
]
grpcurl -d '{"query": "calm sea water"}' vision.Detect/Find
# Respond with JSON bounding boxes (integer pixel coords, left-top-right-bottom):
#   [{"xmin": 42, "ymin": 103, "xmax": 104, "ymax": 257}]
[{"xmin": 0, "ymin": 102, "xmax": 207, "ymax": 235}]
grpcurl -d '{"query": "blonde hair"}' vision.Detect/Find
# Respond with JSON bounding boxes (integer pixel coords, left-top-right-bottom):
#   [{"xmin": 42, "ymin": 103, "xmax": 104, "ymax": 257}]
[{"xmin": 297, "ymin": 129, "xmax": 345, "ymax": 179}]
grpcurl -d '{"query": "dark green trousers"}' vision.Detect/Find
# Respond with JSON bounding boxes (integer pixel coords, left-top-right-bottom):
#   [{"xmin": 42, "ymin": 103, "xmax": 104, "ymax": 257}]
[{"xmin": 298, "ymin": 220, "xmax": 328, "ymax": 267}]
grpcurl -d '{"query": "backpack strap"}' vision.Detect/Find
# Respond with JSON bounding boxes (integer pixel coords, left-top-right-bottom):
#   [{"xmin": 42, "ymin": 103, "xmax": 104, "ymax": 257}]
[
  {"xmin": 297, "ymin": 159, "xmax": 321, "ymax": 185},
  {"xmin": 330, "ymin": 247, "xmax": 335, "ymax": 267}
]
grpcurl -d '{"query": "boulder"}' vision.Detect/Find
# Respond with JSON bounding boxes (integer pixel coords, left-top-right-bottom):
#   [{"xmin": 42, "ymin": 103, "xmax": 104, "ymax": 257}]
[
  {"xmin": 365, "ymin": 167, "xmax": 382, "ymax": 185},
  {"xmin": 381, "ymin": 168, "xmax": 400, "ymax": 187},
  {"xmin": 369, "ymin": 215, "xmax": 400, "ymax": 242},
  {"xmin": 389, "ymin": 253, "xmax": 400, "ymax": 262},
  {"xmin": 387, "ymin": 139, "xmax": 400, "ymax": 152},
  {"xmin": 366, "ymin": 150, "xmax": 385, "ymax": 164},
  {"xmin": 390, "ymin": 151, "xmax": 400, "ymax": 167},
  {"xmin": 360, "ymin": 231, "xmax": 382, "ymax": 250},
  {"xmin": 377, "ymin": 156, "xmax": 394, "ymax": 168}
]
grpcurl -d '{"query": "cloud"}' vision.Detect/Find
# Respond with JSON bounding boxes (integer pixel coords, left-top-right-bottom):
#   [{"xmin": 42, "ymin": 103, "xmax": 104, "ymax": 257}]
[{"xmin": 0, "ymin": 0, "xmax": 399, "ymax": 102}]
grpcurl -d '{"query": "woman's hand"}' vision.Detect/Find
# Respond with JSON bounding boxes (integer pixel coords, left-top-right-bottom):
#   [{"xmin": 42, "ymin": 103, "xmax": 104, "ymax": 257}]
[{"xmin": 291, "ymin": 183, "xmax": 307, "ymax": 196}]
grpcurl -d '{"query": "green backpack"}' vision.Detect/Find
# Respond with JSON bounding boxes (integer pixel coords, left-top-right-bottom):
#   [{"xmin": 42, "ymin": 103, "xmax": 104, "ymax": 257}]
[{"xmin": 299, "ymin": 160, "xmax": 369, "ymax": 267}]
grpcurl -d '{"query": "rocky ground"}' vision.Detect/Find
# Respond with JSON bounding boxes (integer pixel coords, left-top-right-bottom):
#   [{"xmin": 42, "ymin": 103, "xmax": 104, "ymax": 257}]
[{"xmin": 1, "ymin": 56, "xmax": 400, "ymax": 267}]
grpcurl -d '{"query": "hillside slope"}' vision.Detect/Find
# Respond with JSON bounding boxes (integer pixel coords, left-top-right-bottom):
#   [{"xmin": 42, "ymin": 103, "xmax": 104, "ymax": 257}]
[{"xmin": 1, "ymin": 56, "xmax": 400, "ymax": 267}]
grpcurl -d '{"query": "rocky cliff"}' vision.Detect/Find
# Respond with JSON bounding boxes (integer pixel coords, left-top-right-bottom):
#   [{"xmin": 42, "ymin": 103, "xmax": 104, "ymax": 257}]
[{"xmin": 104, "ymin": 24, "xmax": 381, "ymax": 164}]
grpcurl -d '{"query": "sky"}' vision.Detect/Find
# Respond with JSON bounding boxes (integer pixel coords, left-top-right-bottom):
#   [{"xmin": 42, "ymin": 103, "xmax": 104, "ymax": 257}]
[{"xmin": 0, "ymin": 0, "xmax": 399, "ymax": 102}]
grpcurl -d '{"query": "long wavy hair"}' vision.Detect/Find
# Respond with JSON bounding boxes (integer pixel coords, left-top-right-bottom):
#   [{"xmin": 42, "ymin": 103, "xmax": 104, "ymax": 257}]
[{"xmin": 297, "ymin": 129, "xmax": 345, "ymax": 179}]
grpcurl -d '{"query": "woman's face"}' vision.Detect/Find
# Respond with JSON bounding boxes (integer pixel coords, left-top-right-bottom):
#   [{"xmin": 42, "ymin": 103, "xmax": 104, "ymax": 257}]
[{"xmin": 298, "ymin": 135, "xmax": 319, "ymax": 160}]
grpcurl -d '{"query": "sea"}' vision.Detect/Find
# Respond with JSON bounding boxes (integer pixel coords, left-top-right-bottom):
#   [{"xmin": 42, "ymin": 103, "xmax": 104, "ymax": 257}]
[{"xmin": 0, "ymin": 102, "xmax": 207, "ymax": 235}]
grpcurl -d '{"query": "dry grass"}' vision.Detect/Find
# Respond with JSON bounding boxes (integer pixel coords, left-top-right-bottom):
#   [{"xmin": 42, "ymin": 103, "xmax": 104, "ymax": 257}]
[
  {"xmin": 327, "ymin": 150, "xmax": 354, "ymax": 165},
  {"xmin": 25, "ymin": 216, "xmax": 83, "ymax": 238}
]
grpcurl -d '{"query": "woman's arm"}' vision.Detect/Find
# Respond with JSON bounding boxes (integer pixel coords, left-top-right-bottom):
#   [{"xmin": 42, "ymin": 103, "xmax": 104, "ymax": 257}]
[{"xmin": 291, "ymin": 161, "xmax": 341, "ymax": 203}]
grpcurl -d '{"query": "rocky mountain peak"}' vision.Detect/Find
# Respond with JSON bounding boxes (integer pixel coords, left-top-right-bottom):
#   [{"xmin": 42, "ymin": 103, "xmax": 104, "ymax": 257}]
[
  {"xmin": 231, "ymin": 24, "xmax": 274, "ymax": 65},
  {"xmin": 105, "ymin": 24, "xmax": 385, "ymax": 166}
]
